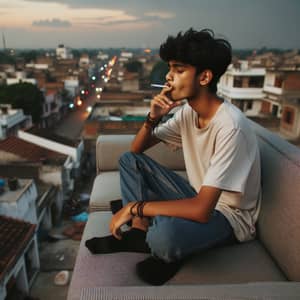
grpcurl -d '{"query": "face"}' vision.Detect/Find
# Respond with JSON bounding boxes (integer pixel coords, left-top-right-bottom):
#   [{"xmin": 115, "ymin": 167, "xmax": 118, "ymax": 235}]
[{"xmin": 165, "ymin": 60, "xmax": 200, "ymax": 101}]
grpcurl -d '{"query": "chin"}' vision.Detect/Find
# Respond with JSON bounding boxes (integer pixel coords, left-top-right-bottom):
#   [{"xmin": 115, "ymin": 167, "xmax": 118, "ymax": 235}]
[{"xmin": 171, "ymin": 93, "xmax": 187, "ymax": 102}]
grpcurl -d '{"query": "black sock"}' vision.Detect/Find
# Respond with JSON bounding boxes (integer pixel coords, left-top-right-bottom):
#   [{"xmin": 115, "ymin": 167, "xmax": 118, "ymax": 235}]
[
  {"xmin": 85, "ymin": 228, "xmax": 150, "ymax": 254},
  {"xmin": 109, "ymin": 199, "xmax": 132, "ymax": 226},
  {"xmin": 136, "ymin": 256, "xmax": 182, "ymax": 285},
  {"xmin": 110, "ymin": 199, "xmax": 123, "ymax": 214}
]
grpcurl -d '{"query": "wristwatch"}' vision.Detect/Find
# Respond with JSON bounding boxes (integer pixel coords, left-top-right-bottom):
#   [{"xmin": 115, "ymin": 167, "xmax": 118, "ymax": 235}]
[{"xmin": 144, "ymin": 112, "xmax": 162, "ymax": 129}]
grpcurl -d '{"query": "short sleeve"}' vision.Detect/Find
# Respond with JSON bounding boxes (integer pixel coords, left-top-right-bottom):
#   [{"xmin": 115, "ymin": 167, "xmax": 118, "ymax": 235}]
[
  {"xmin": 202, "ymin": 128, "xmax": 252, "ymax": 193},
  {"xmin": 153, "ymin": 109, "xmax": 182, "ymax": 149}
]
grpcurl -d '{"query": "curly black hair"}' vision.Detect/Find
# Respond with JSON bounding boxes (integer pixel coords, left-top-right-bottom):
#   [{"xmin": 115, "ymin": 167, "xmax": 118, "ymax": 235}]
[{"xmin": 160, "ymin": 28, "xmax": 232, "ymax": 93}]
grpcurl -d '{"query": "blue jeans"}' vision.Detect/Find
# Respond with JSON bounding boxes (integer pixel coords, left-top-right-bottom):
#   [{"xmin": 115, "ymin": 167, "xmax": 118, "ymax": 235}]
[{"xmin": 119, "ymin": 152, "xmax": 236, "ymax": 262}]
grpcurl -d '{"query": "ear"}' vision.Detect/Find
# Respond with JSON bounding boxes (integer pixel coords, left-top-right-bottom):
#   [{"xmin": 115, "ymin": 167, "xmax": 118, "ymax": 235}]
[{"xmin": 199, "ymin": 70, "xmax": 213, "ymax": 87}]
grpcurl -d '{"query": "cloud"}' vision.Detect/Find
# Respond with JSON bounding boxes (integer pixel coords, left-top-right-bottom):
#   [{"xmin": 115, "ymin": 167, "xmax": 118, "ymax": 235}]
[
  {"xmin": 144, "ymin": 11, "xmax": 176, "ymax": 20},
  {"xmin": 23, "ymin": 0, "xmax": 176, "ymax": 18},
  {"xmin": 32, "ymin": 18, "xmax": 71, "ymax": 28}
]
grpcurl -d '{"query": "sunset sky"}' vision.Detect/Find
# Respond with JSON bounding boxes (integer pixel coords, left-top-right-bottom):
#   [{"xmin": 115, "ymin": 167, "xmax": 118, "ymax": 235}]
[{"xmin": 0, "ymin": 0, "xmax": 299, "ymax": 49}]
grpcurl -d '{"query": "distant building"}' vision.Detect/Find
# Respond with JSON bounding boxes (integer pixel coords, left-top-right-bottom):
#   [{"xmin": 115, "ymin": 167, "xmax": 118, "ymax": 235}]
[
  {"xmin": 6, "ymin": 70, "xmax": 37, "ymax": 85},
  {"xmin": 218, "ymin": 60, "xmax": 265, "ymax": 116},
  {"xmin": 0, "ymin": 104, "xmax": 32, "ymax": 140},
  {"xmin": 64, "ymin": 77, "xmax": 79, "ymax": 97},
  {"xmin": 262, "ymin": 67, "xmax": 300, "ymax": 120},
  {"xmin": 121, "ymin": 72, "xmax": 139, "ymax": 92},
  {"xmin": 97, "ymin": 52, "xmax": 109, "ymax": 61},
  {"xmin": 280, "ymin": 98, "xmax": 300, "ymax": 140},
  {"xmin": 40, "ymin": 88, "xmax": 63, "ymax": 128},
  {"xmin": 83, "ymin": 92, "xmax": 150, "ymax": 138},
  {"xmin": 56, "ymin": 44, "xmax": 73, "ymax": 60},
  {"xmin": 79, "ymin": 54, "xmax": 90, "ymax": 68}
]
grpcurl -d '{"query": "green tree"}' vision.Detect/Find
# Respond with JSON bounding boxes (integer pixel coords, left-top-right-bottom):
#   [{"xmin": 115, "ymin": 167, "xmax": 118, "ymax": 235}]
[
  {"xmin": 150, "ymin": 61, "xmax": 169, "ymax": 84},
  {"xmin": 0, "ymin": 83, "xmax": 44, "ymax": 123},
  {"xmin": 124, "ymin": 61, "xmax": 143, "ymax": 73},
  {"xmin": 0, "ymin": 51, "xmax": 16, "ymax": 64}
]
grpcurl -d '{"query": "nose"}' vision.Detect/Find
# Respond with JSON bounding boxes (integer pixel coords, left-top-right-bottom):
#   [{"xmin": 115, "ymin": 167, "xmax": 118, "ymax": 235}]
[{"xmin": 165, "ymin": 70, "xmax": 173, "ymax": 82}]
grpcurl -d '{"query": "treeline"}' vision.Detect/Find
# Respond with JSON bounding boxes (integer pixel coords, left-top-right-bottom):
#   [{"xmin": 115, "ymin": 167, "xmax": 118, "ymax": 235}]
[{"xmin": 0, "ymin": 83, "xmax": 44, "ymax": 123}]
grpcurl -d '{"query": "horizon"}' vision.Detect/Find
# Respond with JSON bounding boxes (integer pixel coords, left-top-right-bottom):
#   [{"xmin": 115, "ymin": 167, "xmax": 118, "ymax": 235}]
[{"xmin": 0, "ymin": 0, "xmax": 300, "ymax": 49}]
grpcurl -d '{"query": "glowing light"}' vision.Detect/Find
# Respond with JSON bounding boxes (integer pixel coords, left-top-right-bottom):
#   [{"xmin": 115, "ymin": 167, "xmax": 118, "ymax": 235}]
[
  {"xmin": 86, "ymin": 106, "xmax": 92, "ymax": 113},
  {"xmin": 97, "ymin": 94, "xmax": 101, "ymax": 99},
  {"xmin": 77, "ymin": 99, "xmax": 83, "ymax": 106},
  {"xmin": 81, "ymin": 90, "xmax": 85, "ymax": 95},
  {"xmin": 69, "ymin": 103, "xmax": 74, "ymax": 109}
]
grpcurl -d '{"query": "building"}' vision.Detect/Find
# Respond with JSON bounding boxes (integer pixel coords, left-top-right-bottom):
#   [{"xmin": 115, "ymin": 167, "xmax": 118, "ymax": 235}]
[
  {"xmin": 6, "ymin": 70, "xmax": 37, "ymax": 86},
  {"xmin": 0, "ymin": 130, "xmax": 84, "ymax": 213},
  {"xmin": 83, "ymin": 92, "xmax": 150, "ymax": 138},
  {"xmin": 0, "ymin": 216, "xmax": 39, "ymax": 299},
  {"xmin": 41, "ymin": 89, "xmax": 63, "ymax": 128},
  {"xmin": 0, "ymin": 104, "xmax": 32, "ymax": 140},
  {"xmin": 262, "ymin": 67, "xmax": 300, "ymax": 119},
  {"xmin": 64, "ymin": 77, "xmax": 79, "ymax": 97},
  {"xmin": 79, "ymin": 54, "xmax": 90, "ymax": 68},
  {"xmin": 261, "ymin": 67, "xmax": 300, "ymax": 141},
  {"xmin": 280, "ymin": 97, "xmax": 300, "ymax": 141},
  {"xmin": 56, "ymin": 44, "xmax": 73, "ymax": 60},
  {"xmin": 121, "ymin": 72, "xmax": 139, "ymax": 92},
  {"xmin": 218, "ymin": 60, "xmax": 265, "ymax": 116}
]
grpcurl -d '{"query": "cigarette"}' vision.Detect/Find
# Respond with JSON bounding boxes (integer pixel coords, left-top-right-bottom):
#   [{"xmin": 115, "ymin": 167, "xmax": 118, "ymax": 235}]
[{"xmin": 151, "ymin": 84, "xmax": 168, "ymax": 88}]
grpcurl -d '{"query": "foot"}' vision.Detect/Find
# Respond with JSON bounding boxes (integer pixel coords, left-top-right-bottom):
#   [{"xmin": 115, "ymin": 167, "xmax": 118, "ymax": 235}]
[
  {"xmin": 85, "ymin": 228, "xmax": 150, "ymax": 254},
  {"xmin": 136, "ymin": 256, "xmax": 182, "ymax": 285},
  {"xmin": 110, "ymin": 199, "xmax": 123, "ymax": 214}
]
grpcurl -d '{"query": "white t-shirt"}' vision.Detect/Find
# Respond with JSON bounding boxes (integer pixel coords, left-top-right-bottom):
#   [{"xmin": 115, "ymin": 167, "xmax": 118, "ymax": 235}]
[{"xmin": 154, "ymin": 100, "xmax": 261, "ymax": 242}]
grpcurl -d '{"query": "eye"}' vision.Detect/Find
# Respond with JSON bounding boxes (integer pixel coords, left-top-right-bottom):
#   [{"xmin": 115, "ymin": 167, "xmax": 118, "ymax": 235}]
[{"xmin": 176, "ymin": 69, "xmax": 184, "ymax": 73}]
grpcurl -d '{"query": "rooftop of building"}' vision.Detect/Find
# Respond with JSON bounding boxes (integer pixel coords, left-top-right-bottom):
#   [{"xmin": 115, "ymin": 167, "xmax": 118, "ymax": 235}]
[
  {"xmin": 0, "ymin": 136, "xmax": 67, "ymax": 164},
  {"xmin": 100, "ymin": 92, "xmax": 147, "ymax": 101},
  {"xmin": 0, "ymin": 215, "xmax": 36, "ymax": 282},
  {"xmin": 27, "ymin": 127, "xmax": 80, "ymax": 147}
]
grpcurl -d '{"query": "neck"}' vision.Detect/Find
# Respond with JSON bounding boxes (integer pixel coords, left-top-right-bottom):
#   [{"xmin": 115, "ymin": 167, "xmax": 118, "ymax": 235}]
[{"xmin": 187, "ymin": 90, "xmax": 224, "ymax": 120}]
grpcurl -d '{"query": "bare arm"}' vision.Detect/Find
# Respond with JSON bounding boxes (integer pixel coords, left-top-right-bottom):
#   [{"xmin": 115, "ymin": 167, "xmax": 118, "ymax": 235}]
[
  {"xmin": 131, "ymin": 85, "xmax": 181, "ymax": 153},
  {"xmin": 110, "ymin": 186, "xmax": 222, "ymax": 238},
  {"xmin": 132, "ymin": 185, "xmax": 221, "ymax": 223}
]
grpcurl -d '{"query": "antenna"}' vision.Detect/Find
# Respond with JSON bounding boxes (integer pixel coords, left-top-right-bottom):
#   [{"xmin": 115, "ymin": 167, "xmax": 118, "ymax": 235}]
[{"xmin": 2, "ymin": 32, "xmax": 6, "ymax": 51}]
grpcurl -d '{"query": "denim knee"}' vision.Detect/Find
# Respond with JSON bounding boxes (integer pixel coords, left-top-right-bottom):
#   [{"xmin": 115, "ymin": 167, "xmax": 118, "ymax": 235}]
[
  {"xmin": 119, "ymin": 151, "xmax": 137, "ymax": 169},
  {"xmin": 146, "ymin": 216, "xmax": 181, "ymax": 262}
]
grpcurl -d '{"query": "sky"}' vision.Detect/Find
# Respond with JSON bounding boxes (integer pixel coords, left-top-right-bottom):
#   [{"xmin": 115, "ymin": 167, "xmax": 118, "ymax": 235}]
[{"xmin": 0, "ymin": 0, "xmax": 300, "ymax": 49}]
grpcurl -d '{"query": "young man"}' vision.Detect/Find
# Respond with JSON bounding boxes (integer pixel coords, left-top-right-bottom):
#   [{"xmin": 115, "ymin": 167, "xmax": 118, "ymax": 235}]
[{"xmin": 86, "ymin": 28, "xmax": 261, "ymax": 285}]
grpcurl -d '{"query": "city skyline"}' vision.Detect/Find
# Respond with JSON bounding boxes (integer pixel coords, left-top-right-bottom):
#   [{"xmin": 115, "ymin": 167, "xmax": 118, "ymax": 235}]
[{"xmin": 0, "ymin": 0, "xmax": 300, "ymax": 49}]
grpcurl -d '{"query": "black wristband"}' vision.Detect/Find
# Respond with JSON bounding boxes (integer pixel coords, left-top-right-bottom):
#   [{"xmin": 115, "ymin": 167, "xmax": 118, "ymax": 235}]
[
  {"xmin": 137, "ymin": 201, "xmax": 147, "ymax": 218},
  {"xmin": 129, "ymin": 202, "xmax": 139, "ymax": 217}
]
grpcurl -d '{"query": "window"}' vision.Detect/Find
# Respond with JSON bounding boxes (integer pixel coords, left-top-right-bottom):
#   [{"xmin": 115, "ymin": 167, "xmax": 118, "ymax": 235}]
[
  {"xmin": 283, "ymin": 108, "xmax": 294, "ymax": 125},
  {"xmin": 247, "ymin": 101, "xmax": 253, "ymax": 110},
  {"xmin": 249, "ymin": 76, "xmax": 264, "ymax": 88},
  {"xmin": 274, "ymin": 75, "xmax": 283, "ymax": 88},
  {"xmin": 233, "ymin": 76, "xmax": 243, "ymax": 87}
]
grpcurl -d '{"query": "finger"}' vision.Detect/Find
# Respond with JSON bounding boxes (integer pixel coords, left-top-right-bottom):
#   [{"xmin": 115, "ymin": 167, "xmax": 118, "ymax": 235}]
[
  {"xmin": 154, "ymin": 95, "xmax": 172, "ymax": 106},
  {"xmin": 160, "ymin": 84, "xmax": 172, "ymax": 95},
  {"xmin": 112, "ymin": 226, "xmax": 122, "ymax": 240},
  {"xmin": 154, "ymin": 98, "xmax": 170, "ymax": 110}
]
